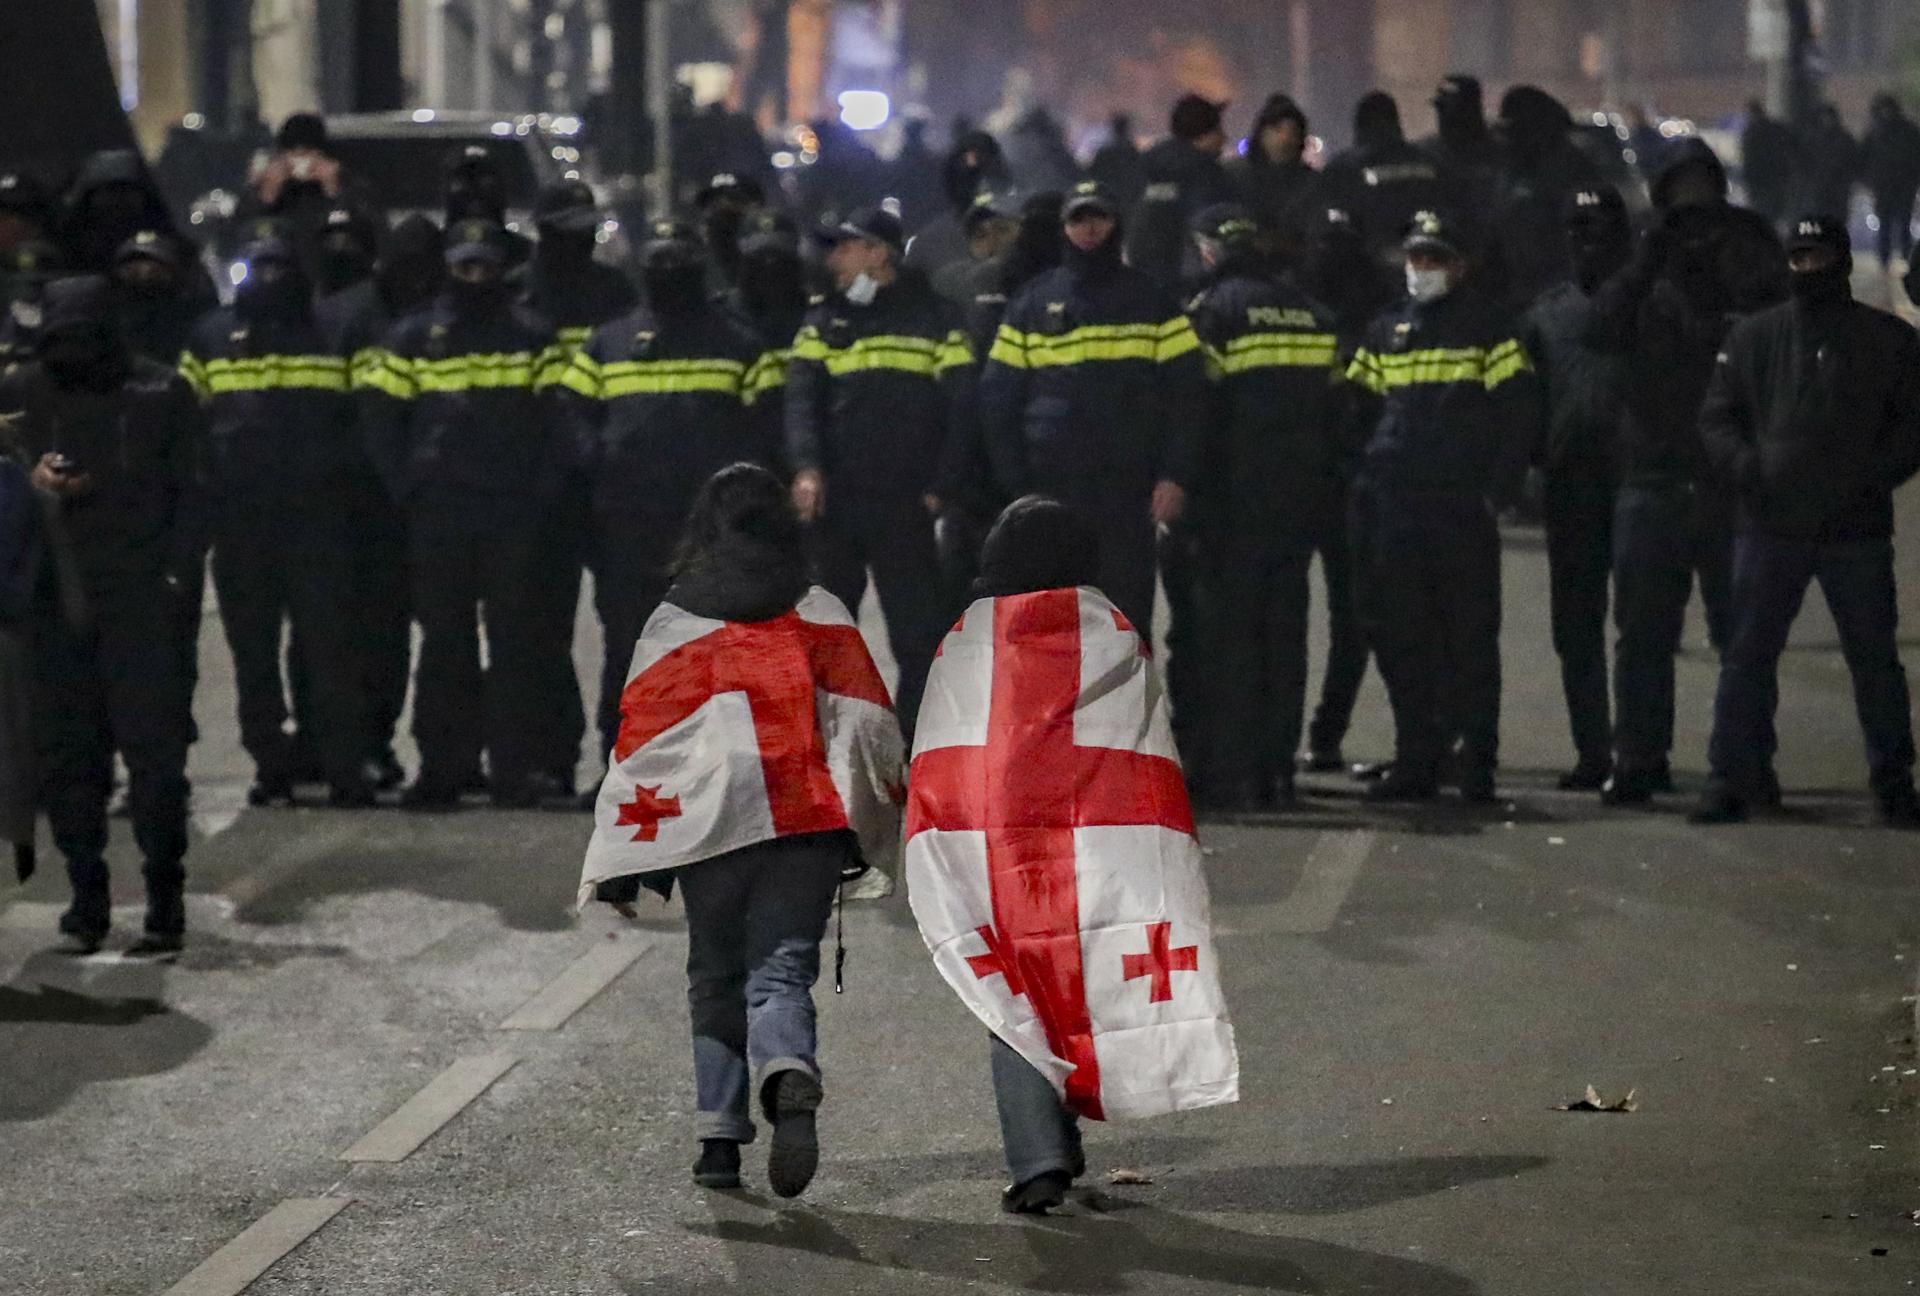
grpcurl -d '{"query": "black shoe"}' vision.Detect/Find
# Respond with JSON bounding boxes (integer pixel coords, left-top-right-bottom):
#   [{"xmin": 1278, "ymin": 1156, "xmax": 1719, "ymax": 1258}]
[
  {"xmin": 1457, "ymin": 768, "xmax": 1498, "ymax": 804},
  {"xmin": 369, "ymin": 752, "xmax": 406, "ymax": 792},
  {"xmin": 692, "ymin": 1139, "xmax": 743, "ymax": 1189},
  {"xmin": 490, "ymin": 777, "xmax": 543, "ymax": 810},
  {"xmin": 1877, "ymin": 785, "xmax": 1920, "ymax": 828},
  {"xmin": 1001, "ymin": 1170, "xmax": 1072, "ymax": 1215},
  {"xmin": 328, "ymin": 780, "xmax": 378, "ymax": 809},
  {"xmin": 400, "ymin": 780, "xmax": 461, "ymax": 812},
  {"xmin": 765, "ymin": 1070, "xmax": 823, "ymax": 1199},
  {"xmin": 285, "ymin": 741, "xmax": 326, "ymax": 785},
  {"xmin": 1650, "ymin": 760, "xmax": 1676, "ymax": 794},
  {"xmin": 1301, "ymin": 748, "xmax": 1345, "ymax": 773},
  {"xmin": 57, "ymin": 907, "xmax": 108, "ymax": 954},
  {"xmin": 1688, "ymin": 787, "xmax": 1749, "ymax": 825},
  {"xmin": 247, "ymin": 777, "xmax": 296, "ymax": 808},
  {"xmin": 12, "ymin": 842, "xmax": 34, "ymax": 884},
  {"xmin": 1601, "ymin": 769, "xmax": 1657, "ymax": 807},
  {"xmin": 1269, "ymin": 771, "xmax": 1300, "ymax": 810},
  {"xmin": 1365, "ymin": 769, "xmax": 1439, "ymax": 803},
  {"xmin": 125, "ymin": 933, "xmax": 183, "ymax": 960},
  {"xmin": 1558, "ymin": 761, "xmax": 1611, "ymax": 792},
  {"xmin": 1755, "ymin": 769, "xmax": 1783, "ymax": 809}
]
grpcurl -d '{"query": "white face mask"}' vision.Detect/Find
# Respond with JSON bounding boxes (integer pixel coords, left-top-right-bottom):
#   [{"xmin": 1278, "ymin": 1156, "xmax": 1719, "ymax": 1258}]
[
  {"xmin": 845, "ymin": 272, "xmax": 880, "ymax": 306},
  {"xmin": 1406, "ymin": 265, "xmax": 1453, "ymax": 303}
]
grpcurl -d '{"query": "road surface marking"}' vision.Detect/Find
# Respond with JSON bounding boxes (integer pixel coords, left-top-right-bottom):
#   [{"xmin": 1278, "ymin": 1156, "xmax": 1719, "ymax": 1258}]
[
  {"xmin": 191, "ymin": 781, "xmax": 253, "ymax": 840},
  {"xmin": 499, "ymin": 937, "xmax": 650, "ymax": 1031},
  {"xmin": 1271, "ymin": 830, "xmax": 1374, "ymax": 934},
  {"xmin": 339, "ymin": 1052, "xmax": 518, "ymax": 1163},
  {"xmin": 160, "ymin": 1196, "xmax": 350, "ymax": 1296}
]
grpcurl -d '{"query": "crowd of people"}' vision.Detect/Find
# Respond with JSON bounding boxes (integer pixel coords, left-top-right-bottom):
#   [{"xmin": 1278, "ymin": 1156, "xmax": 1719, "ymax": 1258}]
[{"xmin": 2, "ymin": 74, "xmax": 1919, "ymax": 958}]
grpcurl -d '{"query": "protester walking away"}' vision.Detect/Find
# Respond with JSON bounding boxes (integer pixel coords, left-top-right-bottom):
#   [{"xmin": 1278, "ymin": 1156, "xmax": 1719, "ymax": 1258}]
[
  {"xmin": 0, "ymin": 418, "xmax": 51, "ymax": 886},
  {"xmin": 1490, "ymin": 86, "xmax": 1601, "ymax": 311},
  {"xmin": 1126, "ymin": 94, "xmax": 1237, "ymax": 293},
  {"xmin": 1004, "ymin": 106, "xmax": 1082, "ymax": 195},
  {"xmin": 1420, "ymin": 75, "xmax": 1501, "ymax": 210},
  {"xmin": 1520, "ymin": 187, "xmax": 1634, "ymax": 790},
  {"xmin": 1692, "ymin": 216, "xmax": 1920, "ymax": 826},
  {"xmin": 356, "ymin": 220, "xmax": 567, "ymax": 809},
  {"xmin": 0, "ymin": 277, "xmax": 205, "ymax": 957},
  {"xmin": 981, "ymin": 181, "xmax": 1206, "ymax": 639},
  {"xmin": 317, "ymin": 214, "xmax": 446, "ymax": 792},
  {"xmin": 1741, "ymin": 100, "xmax": 1796, "ymax": 225},
  {"xmin": 787, "ymin": 207, "xmax": 975, "ymax": 736},
  {"xmin": 1584, "ymin": 140, "xmax": 1787, "ymax": 805},
  {"xmin": 905, "ymin": 494, "xmax": 1238, "ymax": 1214},
  {"xmin": 1186, "ymin": 205, "xmax": 1344, "ymax": 810},
  {"xmin": 1087, "ymin": 114, "xmax": 1147, "ymax": 214},
  {"xmin": 906, "ymin": 130, "xmax": 1011, "ymax": 279},
  {"xmin": 1226, "ymin": 94, "xmax": 1324, "ymax": 265},
  {"xmin": 1323, "ymin": 93, "xmax": 1449, "ymax": 268},
  {"xmin": 1794, "ymin": 104, "xmax": 1860, "ymax": 229},
  {"xmin": 181, "ymin": 237, "xmax": 374, "ymax": 809},
  {"xmin": 562, "ymin": 222, "xmax": 783, "ymax": 785},
  {"xmin": 579, "ymin": 463, "xmax": 904, "ymax": 1197},
  {"xmin": 890, "ymin": 116, "xmax": 947, "ymax": 234},
  {"xmin": 1861, "ymin": 95, "xmax": 1920, "ymax": 270},
  {"xmin": 694, "ymin": 172, "xmax": 768, "ymax": 293},
  {"xmin": 1346, "ymin": 211, "xmax": 1539, "ymax": 803}
]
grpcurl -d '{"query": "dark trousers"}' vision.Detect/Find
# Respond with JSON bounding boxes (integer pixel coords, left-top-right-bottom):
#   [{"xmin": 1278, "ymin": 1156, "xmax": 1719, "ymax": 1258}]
[
  {"xmin": 990, "ymin": 1032, "xmax": 1084, "ymax": 1185},
  {"xmin": 407, "ymin": 512, "xmax": 543, "ymax": 787},
  {"xmin": 35, "ymin": 586, "xmax": 192, "ymax": 936},
  {"xmin": 1306, "ymin": 513, "xmax": 1369, "ymax": 758},
  {"xmin": 528, "ymin": 484, "xmax": 589, "ymax": 782},
  {"xmin": 590, "ymin": 521, "xmax": 675, "ymax": 759},
  {"xmin": 1611, "ymin": 482, "xmax": 1730, "ymax": 772},
  {"xmin": 1352, "ymin": 488, "xmax": 1502, "ymax": 778},
  {"xmin": 1210, "ymin": 534, "xmax": 1314, "ymax": 789},
  {"xmin": 1876, "ymin": 189, "xmax": 1917, "ymax": 265},
  {"xmin": 1708, "ymin": 533, "xmax": 1916, "ymax": 798},
  {"xmin": 1543, "ymin": 473, "xmax": 1615, "ymax": 770},
  {"xmin": 1160, "ymin": 521, "xmax": 1216, "ymax": 767},
  {"xmin": 813, "ymin": 492, "xmax": 952, "ymax": 736},
  {"xmin": 212, "ymin": 508, "xmax": 364, "ymax": 787}
]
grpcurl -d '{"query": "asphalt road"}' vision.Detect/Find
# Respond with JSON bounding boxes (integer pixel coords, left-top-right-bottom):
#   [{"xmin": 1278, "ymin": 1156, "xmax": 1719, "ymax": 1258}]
[{"xmin": 6, "ymin": 287, "xmax": 1920, "ymax": 1292}]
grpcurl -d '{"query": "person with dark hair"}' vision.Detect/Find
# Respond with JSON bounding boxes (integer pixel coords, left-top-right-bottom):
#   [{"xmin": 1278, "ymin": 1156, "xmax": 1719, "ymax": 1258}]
[
  {"xmin": 578, "ymin": 461, "xmax": 903, "ymax": 1199},
  {"xmin": 787, "ymin": 207, "xmax": 976, "ymax": 735},
  {"xmin": 0, "ymin": 276, "xmax": 206, "ymax": 957},
  {"xmin": 560, "ymin": 222, "xmax": 783, "ymax": 781},
  {"xmin": 1490, "ymin": 86, "xmax": 1601, "ymax": 311},
  {"xmin": 1692, "ymin": 216, "xmax": 1920, "ymax": 826},
  {"xmin": 355, "ymin": 220, "xmax": 567, "ymax": 809},
  {"xmin": 1519, "ymin": 187, "xmax": 1635, "ymax": 791},
  {"xmin": 1861, "ymin": 94, "xmax": 1920, "ymax": 270},
  {"xmin": 1420, "ymin": 74, "xmax": 1501, "ymax": 205},
  {"xmin": 1323, "ymin": 93, "xmax": 1448, "ymax": 266},
  {"xmin": 1087, "ymin": 113, "xmax": 1147, "ymax": 213},
  {"xmin": 1227, "ymin": 94, "xmax": 1323, "ymax": 265},
  {"xmin": 1741, "ymin": 99, "xmax": 1796, "ymax": 225},
  {"xmin": 1126, "ymin": 94, "xmax": 1236, "ymax": 292}
]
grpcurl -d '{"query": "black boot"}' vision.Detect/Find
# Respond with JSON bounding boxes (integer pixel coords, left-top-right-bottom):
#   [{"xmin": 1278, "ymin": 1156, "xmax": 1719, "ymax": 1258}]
[
  {"xmin": 692, "ymin": 1139, "xmax": 743, "ymax": 1189},
  {"xmin": 1601, "ymin": 767, "xmax": 1659, "ymax": 807},
  {"xmin": 57, "ymin": 903, "xmax": 109, "ymax": 955},
  {"xmin": 1001, "ymin": 1170, "xmax": 1072, "ymax": 1215},
  {"xmin": 1689, "ymin": 784, "xmax": 1749, "ymax": 825},
  {"xmin": 1300, "ymin": 747, "xmax": 1345, "ymax": 773},
  {"xmin": 247, "ymin": 775, "xmax": 296, "ymax": 808},
  {"xmin": 400, "ymin": 778, "xmax": 461, "ymax": 812},
  {"xmin": 125, "ymin": 932, "xmax": 183, "ymax": 960},
  {"xmin": 1877, "ymin": 784, "xmax": 1920, "ymax": 829},
  {"xmin": 764, "ymin": 1070, "xmax": 823, "ymax": 1199},
  {"xmin": 1457, "ymin": 767, "xmax": 1498, "ymax": 805},
  {"xmin": 1558, "ymin": 759, "xmax": 1611, "ymax": 792}
]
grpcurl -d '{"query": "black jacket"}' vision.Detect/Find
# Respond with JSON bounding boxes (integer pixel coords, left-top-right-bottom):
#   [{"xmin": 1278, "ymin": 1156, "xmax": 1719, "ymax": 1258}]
[
  {"xmin": 521, "ymin": 254, "xmax": 638, "ymax": 353},
  {"xmin": 0, "ymin": 358, "xmax": 204, "ymax": 596},
  {"xmin": 1322, "ymin": 138, "xmax": 1450, "ymax": 264},
  {"xmin": 1701, "ymin": 293, "xmax": 1920, "ymax": 541},
  {"xmin": 355, "ymin": 293, "xmax": 566, "ymax": 517},
  {"xmin": 1861, "ymin": 113, "xmax": 1920, "ymax": 203},
  {"xmin": 1520, "ymin": 281, "xmax": 1631, "ymax": 482},
  {"xmin": 981, "ymin": 251, "xmax": 1206, "ymax": 503},
  {"xmin": 1347, "ymin": 284, "xmax": 1539, "ymax": 501},
  {"xmin": 1187, "ymin": 262, "xmax": 1346, "ymax": 537},
  {"xmin": 1225, "ymin": 155, "xmax": 1324, "ymax": 259},
  {"xmin": 1126, "ymin": 138, "xmax": 1238, "ymax": 292},
  {"xmin": 785, "ymin": 277, "xmax": 975, "ymax": 503}
]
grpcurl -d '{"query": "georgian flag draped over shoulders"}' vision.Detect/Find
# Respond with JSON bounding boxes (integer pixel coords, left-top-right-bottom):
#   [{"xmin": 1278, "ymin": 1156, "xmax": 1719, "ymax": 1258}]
[
  {"xmin": 578, "ymin": 588, "xmax": 905, "ymax": 908},
  {"xmin": 906, "ymin": 587, "xmax": 1239, "ymax": 1121}
]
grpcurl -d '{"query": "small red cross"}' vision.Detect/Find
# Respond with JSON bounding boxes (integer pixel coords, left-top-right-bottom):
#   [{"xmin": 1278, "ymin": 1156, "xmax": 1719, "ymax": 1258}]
[
  {"xmin": 965, "ymin": 924, "xmax": 1026, "ymax": 997},
  {"xmin": 615, "ymin": 785, "xmax": 682, "ymax": 842},
  {"xmin": 1121, "ymin": 921, "xmax": 1199, "ymax": 1003}
]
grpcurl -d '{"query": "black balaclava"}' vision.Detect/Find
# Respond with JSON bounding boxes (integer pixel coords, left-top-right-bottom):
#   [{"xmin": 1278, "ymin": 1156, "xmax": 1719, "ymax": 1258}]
[
  {"xmin": 446, "ymin": 269, "xmax": 509, "ymax": 316},
  {"xmin": 1500, "ymin": 86, "xmax": 1573, "ymax": 171},
  {"xmin": 378, "ymin": 215, "xmax": 446, "ymax": 315},
  {"xmin": 1062, "ymin": 209, "xmax": 1123, "ymax": 278},
  {"xmin": 1000, "ymin": 192, "xmax": 1066, "ymax": 295},
  {"xmin": 642, "ymin": 246, "xmax": 710, "ymax": 319},
  {"xmin": 235, "ymin": 242, "xmax": 311, "ymax": 322},
  {"xmin": 942, "ymin": 131, "xmax": 1007, "ymax": 215},
  {"xmin": 1565, "ymin": 188, "xmax": 1632, "ymax": 293},
  {"xmin": 974, "ymin": 495, "xmax": 1101, "ymax": 598},
  {"xmin": 1789, "ymin": 221, "xmax": 1854, "ymax": 308},
  {"xmin": 1353, "ymin": 92, "xmax": 1404, "ymax": 153},
  {"xmin": 535, "ymin": 222, "xmax": 596, "ymax": 272},
  {"xmin": 738, "ymin": 241, "xmax": 805, "ymax": 319},
  {"xmin": 700, "ymin": 203, "xmax": 750, "ymax": 284},
  {"xmin": 1434, "ymin": 76, "xmax": 1489, "ymax": 154},
  {"xmin": 38, "ymin": 276, "xmax": 129, "ymax": 391}
]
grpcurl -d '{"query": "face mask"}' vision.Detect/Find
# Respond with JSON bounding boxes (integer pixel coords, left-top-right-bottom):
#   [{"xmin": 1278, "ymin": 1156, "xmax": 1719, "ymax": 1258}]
[
  {"xmin": 1406, "ymin": 266, "xmax": 1452, "ymax": 303},
  {"xmin": 316, "ymin": 248, "xmax": 373, "ymax": 294},
  {"xmin": 41, "ymin": 329, "xmax": 123, "ymax": 389},
  {"xmin": 237, "ymin": 273, "xmax": 307, "ymax": 319},
  {"xmin": 446, "ymin": 276, "xmax": 508, "ymax": 314},
  {"xmin": 844, "ymin": 272, "xmax": 880, "ymax": 306}
]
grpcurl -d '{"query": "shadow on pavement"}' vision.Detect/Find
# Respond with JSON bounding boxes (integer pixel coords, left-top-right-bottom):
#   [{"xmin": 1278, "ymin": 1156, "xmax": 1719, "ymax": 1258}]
[{"xmin": 1158, "ymin": 1154, "xmax": 1549, "ymax": 1214}]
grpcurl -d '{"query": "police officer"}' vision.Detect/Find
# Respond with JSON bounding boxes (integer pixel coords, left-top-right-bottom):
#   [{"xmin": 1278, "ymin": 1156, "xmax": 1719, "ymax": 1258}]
[
  {"xmin": 357, "ymin": 219, "xmax": 567, "ymax": 809},
  {"xmin": 0, "ymin": 277, "xmax": 205, "ymax": 956},
  {"xmin": 694, "ymin": 172, "xmax": 767, "ymax": 292},
  {"xmin": 1518, "ymin": 187, "xmax": 1633, "ymax": 791},
  {"xmin": 982, "ymin": 180, "xmax": 1206, "ymax": 640},
  {"xmin": 181, "ymin": 238, "xmax": 373, "ymax": 807},
  {"xmin": 562, "ymin": 222, "xmax": 783, "ymax": 769},
  {"xmin": 1693, "ymin": 216, "xmax": 1920, "ymax": 826},
  {"xmin": 721, "ymin": 211, "xmax": 810, "ymax": 366},
  {"xmin": 443, "ymin": 147, "xmax": 533, "ymax": 268},
  {"xmin": 1187, "ymin": 204, "xmax": 1344, "ymax": 810},
  {"xmin": 521, "ymin": 180, "xmax": 639, "ymax": 802},
  {"xmin": 110, "ymin": 229, "xmax": 202, "ymax": 366},
  {"xmin": 787, "ymin": 206, "xmax": 974, "ymax": 732},
  {"xmin": 1346, "ymin": 212, "xmax": 1539, "ymax": 803}
]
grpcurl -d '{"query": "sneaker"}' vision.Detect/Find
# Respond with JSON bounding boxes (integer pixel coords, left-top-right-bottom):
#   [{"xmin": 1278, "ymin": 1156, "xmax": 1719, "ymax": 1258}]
[
  {"xmin": 764, "ymin": 1070, "xmax": 823, "ymax": 1199},
  {"xmin": 125, "ymin": 933, "xmax": 183, "ymax": 960},
  {"xmin": 692, "ymin": 1139, "xmax": 743, "ymax": 1189},
  {"xmin": 1364, "ymin": 768, "xmax": 1439, "ymax": 803},
  {"xmin": 1001, "ymin": 1170, "xmax": 1072, "ymax": 1215},
  {"xmin": 1877, "ymin": 785, "xmax": 1920, "ymax": 829},
  {"xmin": 247, "ymin": 777, "xmax": 296, "ymax": 808},
  {"xmin": 1351, "ymin": 761, "xmax": 1393, "ymax": 783},
  {"xmin": 1558, "ymin": 761, "xmax": 1611, "ymax": 792},
  {"xmin": 1688, "ymin": 787, "xmax": 1749, "ymax": 825}
]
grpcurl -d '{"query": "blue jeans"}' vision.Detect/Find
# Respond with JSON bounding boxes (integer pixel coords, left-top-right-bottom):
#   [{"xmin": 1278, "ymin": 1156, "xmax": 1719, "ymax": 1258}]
[
  {"xmin": 679, "ymin": 832, "xmax": 848, "ymax": 1143},
  {"xmin": 990, "ymin": 1033, "xmax": 1083, "ymax": 1184},
  {"xmin": 1708, "ymin": 534, "xmax": 1916, "ymax": 798}
]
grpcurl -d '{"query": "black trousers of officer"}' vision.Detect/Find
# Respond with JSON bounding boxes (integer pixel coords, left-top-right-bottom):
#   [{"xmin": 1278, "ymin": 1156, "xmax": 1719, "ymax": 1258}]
[
  {"xmin": 408, "ymin": 507, "xmax": 544, "ymax": 789},
  {"xmin": 590, "ymin": 516, "xmax": 676, "ymax": 760},
  {"xmin": 528, "ymin": 480, "xmax": 590, "ymax": 786},
  {"xmin": 1305, "ymin": 511, "xmax": 1370, "ymax": 760},
  {"xmin": 35, "ymin": 584, "xmax": 192, "ymax": 937},
  {"xmin": 1210, "ymin": 533, "xmax": 1316, "ymax": 791},
  {"xmin": 1351, "ymin": 486, "xmax": 1502, "ymax": 779},
  {"xmin": 213, "ymin": 505, "xmax": 365, "ymax": 788},
  {"xmin": 1159, "ymin": 521, "xmax": 1216, "ymax": 771},
  {"xmin": 1543, "ymin": 472, "xmax": 1615, "ymax": 772},
  {"xmin": 1708, "ymin": 533, "xmax": 1916, "ymax": 799},
  {"xmin": 813, "ymin": 488, "xmax": 951, "ymax": 738},
  {"xmin": 1038, "ymin": 480, "xmax": 1158, "ymax": 644}
]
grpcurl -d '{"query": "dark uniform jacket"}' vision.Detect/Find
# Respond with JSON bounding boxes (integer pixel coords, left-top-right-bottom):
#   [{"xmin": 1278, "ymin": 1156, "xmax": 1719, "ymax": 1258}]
[
  {"xmin": 1520, "ymin": 282, "xmax": 1631, "ymax": 483},
  {"xmin": 981, "ymin": 254, "xmax": 1206, "ymax": 502},
  {"xmin": 0, "ymin": 359, "xmax": 204, "ymax": 595},
  {"xmin": 1127, "ymin": 138, "xmax": 1238, "ymax": 292},
  {"xmin": 355, "ymin": 295, "xmax": 566, "ymax": 518},
  {"xmin": 785, "ymin": 277, "xmax": 975, "ymax": 504},
  {"xmin": 522, "ymin": 256, "xmax": 638, "ymax": 354},
  {"xmin": 1322, "ymin": 139, "xmax": 1449, "ymax": 265},
  {"xmin": 1187, "ymin": 262, "xmax": 1345, "ymax": 537},
  {"xmin": 1346, "ymin": 284, "xmax": 1539, "ymax": 501},
  {"xmin": 560, "ymin": 303, "xmax": 784, "ymax": 528},
  {"xmin": 1701, "ymin": 294, "xmax": 1920, "ymax": 542}
]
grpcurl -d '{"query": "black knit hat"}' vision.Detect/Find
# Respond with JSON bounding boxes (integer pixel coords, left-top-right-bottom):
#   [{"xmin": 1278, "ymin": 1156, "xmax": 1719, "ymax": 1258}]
[{"xmin": 1170, "ymin": 94, "xmax": 1226, "ymax": 142}]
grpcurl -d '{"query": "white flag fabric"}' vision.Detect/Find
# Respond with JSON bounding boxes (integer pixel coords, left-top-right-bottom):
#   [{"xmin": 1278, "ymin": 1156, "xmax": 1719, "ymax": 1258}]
[
  {"xmin": 906, "ymin": 587, "xmax": 1238, "ymax": 1121},
  {"xmin": 578, "ymin": 588, "xmax": 904, "ymax": 908}
]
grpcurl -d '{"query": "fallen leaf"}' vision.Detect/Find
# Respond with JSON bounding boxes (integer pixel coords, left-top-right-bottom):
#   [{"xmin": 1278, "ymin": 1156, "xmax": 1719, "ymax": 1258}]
[
  {"xmin": 1107, "ymin": 1167, "xmax": 1154, "ymax": 1186},
  {"xmin": 1554, "ymin": 1084, "xmax": 1638, "ymax": 1113}
]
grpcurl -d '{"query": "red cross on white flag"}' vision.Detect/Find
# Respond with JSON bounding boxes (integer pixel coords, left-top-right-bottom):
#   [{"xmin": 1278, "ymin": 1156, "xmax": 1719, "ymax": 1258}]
[{"xmin": 906, "ymin": 588, "xmax": 1239, "ymax": 1121}]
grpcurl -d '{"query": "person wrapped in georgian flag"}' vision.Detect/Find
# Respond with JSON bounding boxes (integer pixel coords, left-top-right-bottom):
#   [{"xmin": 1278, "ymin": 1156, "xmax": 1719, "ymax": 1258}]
[
  {"xmin": 907, "ymin": 496, "xmax": 1239, "ymax": 1215},
  {"xmin": 578, "ymin": 464, "xmax": 904, "ymax": 1201}
]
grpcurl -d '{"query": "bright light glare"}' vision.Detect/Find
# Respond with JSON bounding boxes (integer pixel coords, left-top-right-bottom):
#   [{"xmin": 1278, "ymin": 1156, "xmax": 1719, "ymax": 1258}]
[
  {"xmin": 228, "ymin": 262, "xmax": 249, "ymax": 287},
  {"xmin": 772, "ymin": 151, "xmax": 797, "ymax": 169},
  {"xmin": 412, "ymin": 108, "xmax": 436, "ymax": 123},
  {"xmin": 838, "ymin": 90, "xmax": 891, "ymax": 132}
]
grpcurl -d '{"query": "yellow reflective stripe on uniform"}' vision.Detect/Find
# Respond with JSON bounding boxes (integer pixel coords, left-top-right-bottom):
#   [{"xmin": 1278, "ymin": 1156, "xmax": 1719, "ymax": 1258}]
[
  {"xmin": 558, "ymin": 351, "xmax": 603, "ymax": 398},
  {"xmin": 987, "ymin": 323, "xmax": 1029, "ymax": 369},
  {"xmin": 1201, "ymin": 343, "xmax": 1226, "ymax": 382},
  {"xmin": 534, "ymin": 343, "xmax": 573, "ymax": 392},
  {"xmin": 1216, "ymin": 331, "xmax": 1341, "ymax": 375},
  {"xmin": 355, "ymin": 348, "xmax": 418, "ymax": 399},
  {"xmin": 743, "ymin": 350, "xmax": 789, "ymax": 405},
  {"xmin": 597, "ymin": 357, "xmax": 747, "ymax": 399},
  {"xmin": 193, "ymin": 354, "xmax": 352, "ymax": 394},
  {"xmin": 934, "ymin": 329, "xmax": 974, "ymax": 375},
  {"xmin": 1481, "ymin": 338, "xmax": 1532, "ymax": 390},
  {"xmin": 1347, "ymin": 344, "xmax": 1529, "ymax": 392},
  {"xmin": 790, "ymin": 329, "xmax": 948, "ymax": 377},
  {"xmin": 1155, "ymin": 316, "xmax": 1201, "ymax": 364},
  {"xmin": 1345, "ymin": 348, "xmax": 1387, "ymax": 395},
  {"xmin": 995, "ymin": 317, "xmax": 1198, "ymax": 368},
  {"xmin": 177, "ymin": 350, "xmax": 210, "ymax": 400},
  {"xmin": 555, "ymin": 325, "xmax": 593, "ymax": 351}
]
